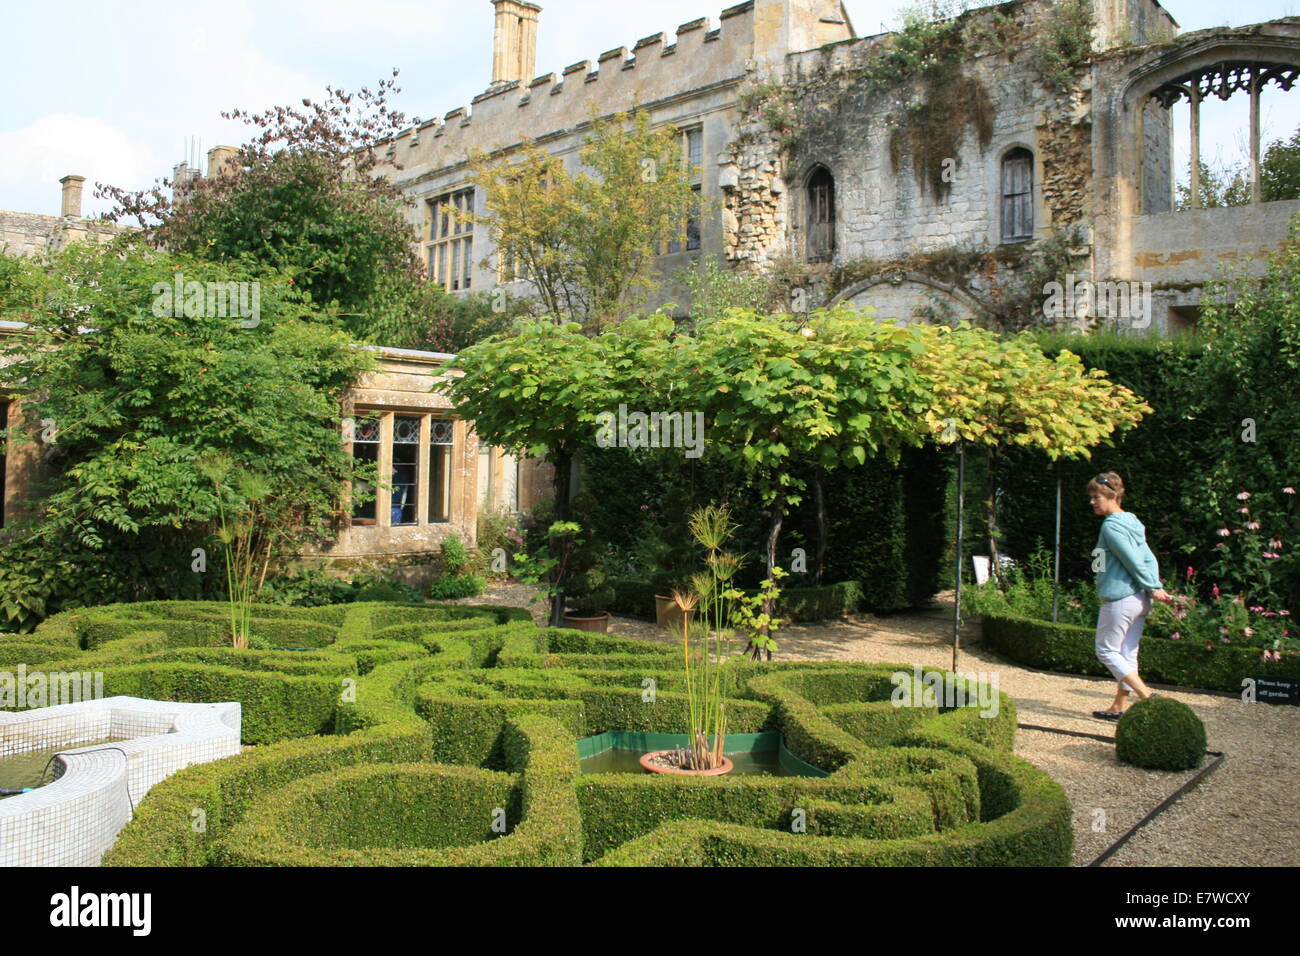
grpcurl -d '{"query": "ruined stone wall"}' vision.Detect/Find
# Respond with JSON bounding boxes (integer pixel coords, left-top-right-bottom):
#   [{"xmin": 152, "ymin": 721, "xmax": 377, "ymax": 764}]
[
  {"xmin": 778, "ymin": 1, "xmax": 1090, "ymax": 274},
  {"xmin": 0, "ymin": 211, "xmax": 125, "ymax": 258},
  {"xmin": 1140, "ymin": 96, "xmax": 1173, "ymax": 214}
]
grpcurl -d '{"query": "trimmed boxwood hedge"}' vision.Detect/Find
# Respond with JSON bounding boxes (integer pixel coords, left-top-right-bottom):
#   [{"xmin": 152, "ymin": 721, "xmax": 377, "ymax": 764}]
[
  {"xmin": 981, "ymin": 610, "xmax": 1300, "ymax": 693},
  {"xmin": 609, "ymin": 578, "xmax": 865, "ymax": 623},
  {"xmin": 1115, "ymin": 697, "xmax": 1207, "ymax": 771},
  {"xmin": 0, "ymin": 599, "xmax": 1072, "ymax": 867}
]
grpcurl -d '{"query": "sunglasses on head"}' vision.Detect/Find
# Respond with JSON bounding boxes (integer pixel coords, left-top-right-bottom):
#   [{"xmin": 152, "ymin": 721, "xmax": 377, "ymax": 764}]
[{"xmin": 1095, "ymin": 475, "xmax": 1112, "ymax": 487}]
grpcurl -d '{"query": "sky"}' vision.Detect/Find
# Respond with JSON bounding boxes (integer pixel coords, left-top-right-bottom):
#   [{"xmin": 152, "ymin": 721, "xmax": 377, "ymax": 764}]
[{"xmin": 1, "ymin": 0, "xmax": 1298, "ymax": 218}]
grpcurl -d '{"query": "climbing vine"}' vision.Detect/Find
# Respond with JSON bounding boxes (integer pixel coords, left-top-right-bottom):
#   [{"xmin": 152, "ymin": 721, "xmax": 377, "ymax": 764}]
[{"xmin": 1033, "ymin": 0, "xmax": 1095, "ymax": 94}]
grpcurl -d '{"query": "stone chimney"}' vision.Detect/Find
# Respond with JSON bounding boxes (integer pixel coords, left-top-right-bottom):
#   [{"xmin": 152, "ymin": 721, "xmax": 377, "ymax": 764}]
[
  {"xmin": 207, "ymin": 145, "xmax": 239, "ymax": 178},
  {"xmin": 491, "ymin": 0, "xmax": 541, "ymax": 86},
  {"xmin": 59, "ymin": 174, "xmax": 86, "ymax": 218},
  {"xmin": 172, "ymin": 162, "xmax": 199, "ymax": 202}
]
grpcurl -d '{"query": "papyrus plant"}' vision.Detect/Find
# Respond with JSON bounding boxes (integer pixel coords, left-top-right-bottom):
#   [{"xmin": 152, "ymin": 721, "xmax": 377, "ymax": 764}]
[
  {"xmin": 198, "ymin": 454, "xmax": 271, "ymax": 649},
  {"xmin": 669, "ymin": 505, "xmax": 745, "ymax": 771}
]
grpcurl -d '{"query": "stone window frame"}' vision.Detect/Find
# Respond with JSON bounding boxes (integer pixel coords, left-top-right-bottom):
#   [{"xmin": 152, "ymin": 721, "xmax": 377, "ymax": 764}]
[
  {"xmin": 658, "ymin": 124, "xmax": 705, "ymax": 256},
  {"xmin": 344, "ymin": 408, "xmax": 462, "ymax": 532},
  {"xmin": 1119, "ymin": 38, "xmax": 1300, "ymax": 218},
  {"xmin": 985, "ymin": 141, "xmax": 1041, "ymax": 247},
  {"xmin": 803, "ymin": 164, "xmax": 836, "ymax": 264},
  {"xmin": 427, "ymin": 188, "xmax": 476, "ymax": 292},
  {"xmin": 999, "ymin": 146, "xmax": 1036, "ymax": 243}
]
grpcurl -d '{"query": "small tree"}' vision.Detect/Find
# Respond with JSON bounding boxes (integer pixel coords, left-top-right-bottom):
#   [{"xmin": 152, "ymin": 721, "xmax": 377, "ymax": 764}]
[
  {"xmin": 0, "ymin": 244, "xmax": 372, "ymax": 628},
  {"xmin": 465, "ymin": 109, "xmax": 698, "ymax": 330},
  {"xmin": 96, "ymin": 74, "xmax": 461, "ymax": 344},
  {"xmin": 679, "ymin": 306, "xmax": 933, "ymax": 629},
  {"xmin": 448, "ymin": 316, "xmax": 668, "ymax": 623}
]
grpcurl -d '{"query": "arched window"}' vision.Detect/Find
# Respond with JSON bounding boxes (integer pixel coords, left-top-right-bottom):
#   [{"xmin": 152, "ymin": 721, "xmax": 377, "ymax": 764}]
[
  {"xmin": 806, "ymin": 166, "xmax": 835, "ymax": 262},
  {"xmin": 1000, "ymin": 148, "xmax": 1034, "ymax": 242}
]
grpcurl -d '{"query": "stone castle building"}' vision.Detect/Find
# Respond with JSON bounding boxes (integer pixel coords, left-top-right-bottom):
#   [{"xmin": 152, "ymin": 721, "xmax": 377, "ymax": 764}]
[{"xmin": 378, "ymin": 0, "xmax": 1300, "ymax": 334}]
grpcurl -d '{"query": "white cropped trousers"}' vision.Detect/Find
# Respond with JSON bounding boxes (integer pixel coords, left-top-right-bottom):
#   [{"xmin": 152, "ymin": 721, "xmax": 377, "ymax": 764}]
[{"xmin": 1095, "ymin": 591, "xmax": 1152, "ymax": 692}]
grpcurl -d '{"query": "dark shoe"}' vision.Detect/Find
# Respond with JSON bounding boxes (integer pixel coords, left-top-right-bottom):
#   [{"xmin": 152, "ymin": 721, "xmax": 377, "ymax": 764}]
[{"xmin": 1092, "ymin": 709, "xmax": 1123, "ymax": 721}]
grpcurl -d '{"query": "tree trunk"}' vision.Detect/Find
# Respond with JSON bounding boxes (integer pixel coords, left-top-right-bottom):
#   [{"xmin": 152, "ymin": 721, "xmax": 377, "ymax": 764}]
[
  {"xmin": 548, "ymin": 447, "xmax": 573, "ymax": 627},
  {"xmin": 750, "ymin": 493, "xmax": 786, "ymax": 659},
  {"xmin": 812, "ymin": 467, "xmax": 827, "ymax": 587},
  {"xmin": 985, "ymin": 445, "xmax": 1003, "ymax": 586}
]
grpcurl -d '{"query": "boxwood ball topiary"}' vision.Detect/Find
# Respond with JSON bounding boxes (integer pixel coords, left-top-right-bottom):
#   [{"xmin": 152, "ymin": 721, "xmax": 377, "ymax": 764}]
[{"xmin": 1115, "ymin": 697, "xmax": 1206, "ymax": 771}]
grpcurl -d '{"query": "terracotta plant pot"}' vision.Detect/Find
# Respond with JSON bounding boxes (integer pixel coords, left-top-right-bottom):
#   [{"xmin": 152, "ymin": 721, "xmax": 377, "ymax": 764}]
[
  {"xmin": 639, "ymin": 750, "xmax": 733, "ymax": 776},
  {"xmin": 654, "ymin": 594, "xmax": 696, "ymax": 630},
  {"xmin": 561, "ymin": 611, "xmax": 611, "ymax": 633}
]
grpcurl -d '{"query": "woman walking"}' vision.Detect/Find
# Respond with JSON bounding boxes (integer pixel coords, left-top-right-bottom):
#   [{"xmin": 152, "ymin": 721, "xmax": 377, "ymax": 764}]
[{"xmin": 1088, "ymin": 472, "xmax": 1171, "ymax": 720}]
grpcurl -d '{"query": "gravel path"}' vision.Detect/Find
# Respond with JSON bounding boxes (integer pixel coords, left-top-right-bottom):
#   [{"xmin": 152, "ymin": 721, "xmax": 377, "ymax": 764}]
[{"xmin": 454, "ymin": 582, "xmax": 1300, "ymax": 866}]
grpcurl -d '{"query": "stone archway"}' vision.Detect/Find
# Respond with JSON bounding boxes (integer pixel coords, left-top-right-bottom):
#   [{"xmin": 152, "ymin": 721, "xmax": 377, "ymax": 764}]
[{"xmin": 831, "ymin": 271, "xmax": 991, "ymax": 326}]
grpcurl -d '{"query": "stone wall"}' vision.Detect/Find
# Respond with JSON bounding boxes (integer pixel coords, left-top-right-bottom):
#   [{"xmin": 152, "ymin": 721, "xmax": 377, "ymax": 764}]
[{"xmin": 0, "ymin": 211, "xmax": 124, "ymax": 259}]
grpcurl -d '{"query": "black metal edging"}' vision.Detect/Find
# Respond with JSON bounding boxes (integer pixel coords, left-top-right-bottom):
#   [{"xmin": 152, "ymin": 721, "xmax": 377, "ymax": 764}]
[{"xmin": 1016, "ymin": 722, "xmax": 1226, "ymax": 868}]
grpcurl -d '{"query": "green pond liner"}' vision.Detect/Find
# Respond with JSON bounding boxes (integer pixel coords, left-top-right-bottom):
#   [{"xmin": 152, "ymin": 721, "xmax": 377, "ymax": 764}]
[{"xmin": 576, "ymin": 731, "xmax": 828, "ymax": 778}]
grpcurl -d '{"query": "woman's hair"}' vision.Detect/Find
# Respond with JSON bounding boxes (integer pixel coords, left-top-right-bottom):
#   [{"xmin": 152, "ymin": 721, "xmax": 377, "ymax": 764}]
[{"xmin": 1086, "ymin": 471, "xmax": 1126, "ymax": 504}]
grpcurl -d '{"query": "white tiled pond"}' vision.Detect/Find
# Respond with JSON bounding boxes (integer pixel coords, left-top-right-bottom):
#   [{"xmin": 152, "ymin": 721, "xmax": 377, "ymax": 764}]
[{"xmin": 0, "ymin": 697, "xmax": 241, "ymax": 866}]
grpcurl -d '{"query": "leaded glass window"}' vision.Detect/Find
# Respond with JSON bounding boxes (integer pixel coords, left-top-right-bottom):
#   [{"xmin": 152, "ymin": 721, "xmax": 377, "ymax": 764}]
[
  {"xmin": 351, "ymin": 415, "xmax": 380, "ymax": 523},
  {"xmin": 391, "ymin": 416, "xmax": 420, "ymax": 526}
]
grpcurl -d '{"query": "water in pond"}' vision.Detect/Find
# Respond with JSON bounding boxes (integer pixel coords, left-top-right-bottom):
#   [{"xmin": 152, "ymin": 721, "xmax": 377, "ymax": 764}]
[
  {"xmin": 580, "ymin": 748, "xmax": 799, "ymax": 776},
  {"xmin": 0, "ymin": 738, "xmax": 123, "ymax": 796}
]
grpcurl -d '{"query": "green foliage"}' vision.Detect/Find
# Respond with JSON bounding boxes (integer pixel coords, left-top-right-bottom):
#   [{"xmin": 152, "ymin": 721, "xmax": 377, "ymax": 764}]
[
  {"xmin": 678, "ymin": 258, "xmax": 773, "ymax": 331},
  {"xmin": 1188, "ymin": 215, "xmax": 1300, "ymax": 608},
  {"xmin": 1033, "ymin": 0, "xmax": 1095, "ymax": 94},
  {"xmin": 563, "ymin": 491, "xmax": 614, "ymax": 615},
  {"xmin": 1176, "ymin": 159, "xmax": 1253, "ymax": 210},
  {"xmin": 99, "ymin": 76, "xmax": 427, "ymax": 343},
  {"xmin": 427, "ymin": 574, "xmax": 486, "ymax": 601},
  {"xmin": 962, "ymin": 544, "xmax": 1100, "ymax": 627},
  {"xmin": 1262, "ymin": 126, "xmax": 1300, "ymax": 202},
  {"xmin": 0, "ymin": 244, "xmax": 371, "ymax": 629},
  {"xmin": 980, "ymin": 609, "xmax": 1300, "ymax": 692},
  {"xmin": 22, "ymin": 598, "xmax": 1073, "ymax": 868},
  {"xmin": 1115, "ymin": 697, "xmax": 1207, "ymax": 772},
  {"xmin": 466, "ymin": 109, "xmax": 699, "ymax": 329}
]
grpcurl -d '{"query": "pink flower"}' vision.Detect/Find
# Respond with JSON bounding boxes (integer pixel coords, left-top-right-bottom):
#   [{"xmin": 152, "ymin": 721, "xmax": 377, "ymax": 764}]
[
  {"xmin": 1262, "ymin": 649, "xmax": 1277, "ymax": 662},
  {"xmin": 1239, "ymin": 507, "xmax": 1251, "ymax": 514},
  {"xmin": 1220, "ymin": 626, "xmax": 1230, "ymax": 635},
  {"xmin": 640, "ymin": 504, "xmax": 649, "ymax": 510},
  {"xmin": 1217, "ymin": 528, "xmax": 1231, "ymax": 538},
  {"xmin": 1284, "ymin": 487, "xmax": 1297, "ymax": 495},
  {"xmin": 1269, "ymin": 539, "xmax": 1283, "ymax": 550},
  {"xmin": 1187, "ymin": 566, "xmax": 1197, "ymax": 579},
  {"xmin": 1246, "ymin": 521, "xmax": 1261, "ymax": 530},
  {"xmin": 1213, "ymin": 584, "xmax": 1221, "ymax": 599},
  {"xmin": 1264, "ymin": 552, "xmax": 1280, "ymax": 559},
  {"xmin": 1263, "ymin": 610, "xmax": 1278, "ymax": 617},
  {"xmin": 1243, "ymin": 627, "xmax": 1255, "ymax": 637},
  {"xmin": 1215, "ymin": 543, "xmax": 1227, "ymax": 550},
  {"xmin": 1171, "ymin": 631, "xmax": 1182, "ymax": 640},
  {"xmin": 1238, "ymin": 491, "xmax": 1252, "ymax": 500},
  {"xmin": 1221, "ymin": 635, "xmax": 1232, "ymax": 644},
  {"xmin": 1250, "ymin": 605, "xmax": 1265, "ymax": 612},
  {"xmin": 1281, "ymin": 610, "xmax": 1291, "ymax": 617}
]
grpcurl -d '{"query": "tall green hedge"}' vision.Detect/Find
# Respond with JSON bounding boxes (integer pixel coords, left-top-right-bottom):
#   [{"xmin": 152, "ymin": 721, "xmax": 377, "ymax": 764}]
[{"xmin": 580, "ymin": 442, "xmax": 952, "ymax": 613}]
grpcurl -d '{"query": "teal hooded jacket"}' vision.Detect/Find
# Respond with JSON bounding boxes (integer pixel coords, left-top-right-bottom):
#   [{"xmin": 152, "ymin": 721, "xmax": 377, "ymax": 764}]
[{"xmin": 1094, "ymin": 511, "xmax": 1164, "ymax": 602}]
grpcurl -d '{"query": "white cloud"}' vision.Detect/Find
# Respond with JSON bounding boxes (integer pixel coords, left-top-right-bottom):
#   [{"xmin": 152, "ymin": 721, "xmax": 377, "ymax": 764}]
[{"xmin": 0, "ymin": 115, "xmax": 155, "ymax": 218}]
